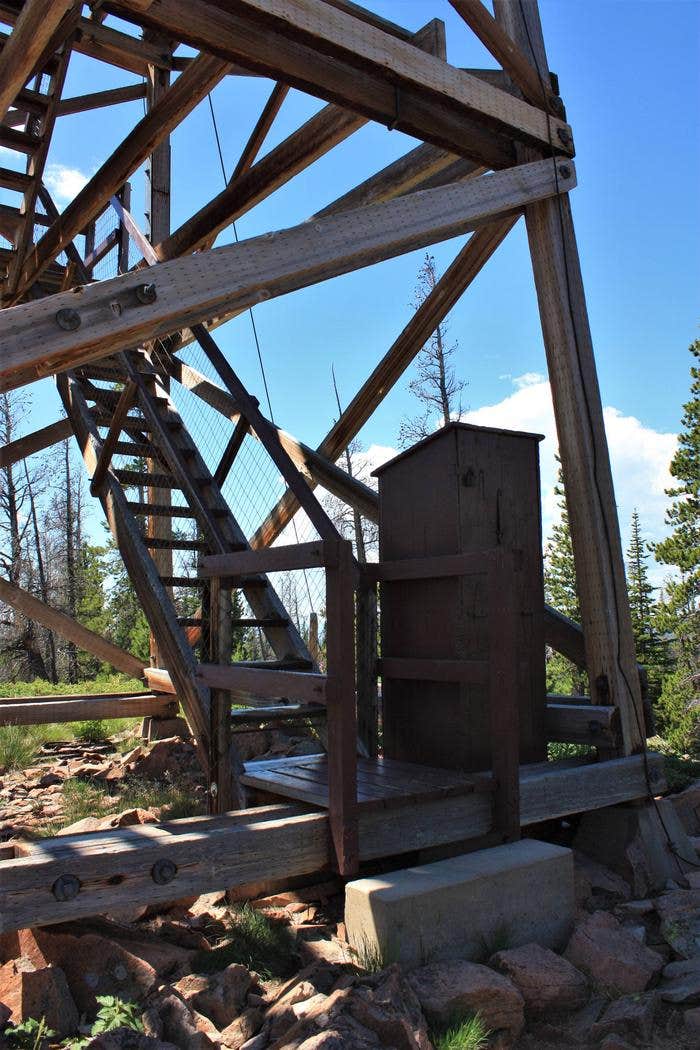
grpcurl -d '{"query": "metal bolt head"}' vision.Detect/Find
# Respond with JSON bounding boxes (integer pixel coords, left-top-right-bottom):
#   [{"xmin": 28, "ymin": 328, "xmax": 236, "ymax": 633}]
[
  {"xmin": 558, "ymin": 163, "xmax": 572, "ymax": 179},
  {"xmin": 556, "ymin": 127, "xmax": 572, "ymax": 147},
  {"xmin": 134, "ymin": 283, "xmax": 157, "ymax": 305},
  {"xmin": 55, "ymin": 308, "xmax": 81, "ymax": 331},
  {"xmin": 151, "ymin": 858, "xmax": 177, "ymax": 885},
  {"xmin": 53, "ymin": 873, "xmax": 81, "ymax": 901}
]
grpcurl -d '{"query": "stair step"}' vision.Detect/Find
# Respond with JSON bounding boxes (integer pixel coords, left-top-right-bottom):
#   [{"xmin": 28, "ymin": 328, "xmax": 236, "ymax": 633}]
[
  {"xmin": 127, "ymin": 502, "xmax": 197, "ymax": 518},
  {"xmin": 232, "ymin": 617, "xmax": 290, "ymax": 628},
  {"xmin": 159, "ymin": 576, "xmax": 205, "ymax": 588},
  {"xmin": 231, "ymin": 703, "xmax": 325, "ymax": 726},
  {"xmin": 115, "ymin": 469, "xmax": 176, "ymax": 489},
  {"xmin": 0, "ymin": 167, "xmax": 32, "ymax": 192},
  {"xmin": 145, "ymin": 537, "xmax": 207, "ymax": 551},
  {"xmin": 114, "ymin": 441, "xmax": 161, "ymax": 459},
  {"xmin": 0, "ymin": 126, "xmax": 40, "ymax": 155}
]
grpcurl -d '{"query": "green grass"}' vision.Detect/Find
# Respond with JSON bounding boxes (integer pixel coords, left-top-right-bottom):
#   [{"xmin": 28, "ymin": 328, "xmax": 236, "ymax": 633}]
[
  {"xmin": 192, "ymin": 904, "xmax": 298, "ymax": 979},
  {"xmin": 0, "ymin": 724, "xmax": 40, "ymax": 770},
  {"xmin": 0, "ymin": 675, "xmax": 144, "ymax": 698},
  {"xmin": 433, "ymin": 1014, "xmax": 491, "ymax": 1050},
  {"xmin": 38, "ymin": 775, "xmax": 204, "ymax": 836},
  {"xmin": 350, "ymin": 934, "xmax": 397, "ymax": 973}
]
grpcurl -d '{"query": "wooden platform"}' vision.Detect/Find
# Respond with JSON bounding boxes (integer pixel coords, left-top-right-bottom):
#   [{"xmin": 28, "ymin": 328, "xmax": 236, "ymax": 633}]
[{"xmin": 242, "ymin": 755, "xmax": 491, "ymax": 809}]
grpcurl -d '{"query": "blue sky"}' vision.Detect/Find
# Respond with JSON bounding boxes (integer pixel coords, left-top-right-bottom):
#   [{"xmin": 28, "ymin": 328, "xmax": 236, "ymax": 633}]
[{"xmin": 4, "ymin": 0, "xmax": 699, "ymax": 568}]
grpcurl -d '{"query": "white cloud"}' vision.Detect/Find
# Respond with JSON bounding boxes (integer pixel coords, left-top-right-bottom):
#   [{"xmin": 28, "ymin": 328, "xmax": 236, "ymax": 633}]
[
  {"xmin": 461, "ymin": 374, "xmax": 677, "ymax": 583},
  {"xmin": 44, "ymin": 163, "xmax": 89, "ymax": 204}
]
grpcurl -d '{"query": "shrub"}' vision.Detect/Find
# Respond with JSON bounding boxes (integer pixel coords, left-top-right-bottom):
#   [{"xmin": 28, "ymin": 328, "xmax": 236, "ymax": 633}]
[
  {"xmin": 75, "ymin": 719, "xmax": 108, "ymax": 744},
  {"xmin": 433, "ymin": 1013, "xmax": 491, "ymax": 1050},
  {"xmin": 0, "ymin": 724, "xmax": 39, "ymax": 771},
  {"xmin": 192, "ymin": 903, "xmax": 297, "ymax": 978}
]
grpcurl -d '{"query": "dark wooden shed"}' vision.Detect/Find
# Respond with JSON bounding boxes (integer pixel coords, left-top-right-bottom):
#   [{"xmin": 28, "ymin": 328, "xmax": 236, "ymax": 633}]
[{"xmin": 374, "ymin": 421, "xmax": 546, "ymax": 773}]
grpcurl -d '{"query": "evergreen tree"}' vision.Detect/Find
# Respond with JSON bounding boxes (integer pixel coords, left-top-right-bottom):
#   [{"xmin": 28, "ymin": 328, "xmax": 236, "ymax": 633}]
[
  {"xmin": 626, "ymin": 509, "xmax": 665, "ymax": 700},
  {"xmin": 543, "ymin": 462, "xmax": 588, "ymax": 695},
  {"xmin": 398, "ymin": 254, "xmax": 466, "ymax": 447},
  {"xmin": 654, "ymin": 339, "xmax": 700, "ymax": 751}
]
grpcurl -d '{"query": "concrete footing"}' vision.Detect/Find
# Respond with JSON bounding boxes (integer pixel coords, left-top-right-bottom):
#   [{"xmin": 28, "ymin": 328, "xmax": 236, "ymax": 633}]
[{"xmin": 345, "ymin": 838, "xmax": 574, "ymax": 968}]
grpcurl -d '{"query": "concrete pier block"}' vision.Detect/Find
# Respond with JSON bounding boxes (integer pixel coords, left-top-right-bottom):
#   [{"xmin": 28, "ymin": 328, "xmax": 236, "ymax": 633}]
[{"xmin": 345, "ymin": 839, "xmax": 574, "ymax": 968}]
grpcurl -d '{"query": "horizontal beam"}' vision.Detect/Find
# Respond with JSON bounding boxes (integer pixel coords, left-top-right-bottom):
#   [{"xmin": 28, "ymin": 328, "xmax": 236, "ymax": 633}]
[
  {"xmin": 545, "ymin": 701, "xmax": 619, "ymax": 747},
  {"xmin": 116, "ymin": 0, "xmax": 573, "ymax": 162},
  {"xmin": 543, "ymin": 604, "xmax": 586, "ymax": 665},
  {"xmin": 199, "ymin": 541, "xmax": 329, "ymax": 578},
  {"xmin": 0, "ymin": 417, "xmax": 72, "ymax": 467},
  {"xmin": 0, "ymin": 692, "xmax": 177, "ymax": 726},
  {"xmin": 0, "ymin": 158, "xmax": 575, "ymax": 390},
  {"xmin": 378, "ymin": 656, "xmax": 488, "ymax": 685},
  {"xmin": 196, "ymin": 663, "xmax": 328, "ymax": 704},
  {"xmin": 55, "ymin": 83, "xmax": 147, "ymax": 116},
  {"xmin": 0, "ymin": 753, "xmax": 663, "ymax": 930},
  {"xmin": 365, "ymin": 551, "xmax": 498, "ymax": 582},
  {"xmin": 0, "ymin": 576, "xmax": 146, "ymax": 679}
]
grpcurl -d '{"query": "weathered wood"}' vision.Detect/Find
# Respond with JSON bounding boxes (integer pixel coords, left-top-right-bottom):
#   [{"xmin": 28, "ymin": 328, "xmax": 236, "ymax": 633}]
[
  {"xmin": 0, "ymin": 159, "xmax": 571, "ymax": 392},
  {"xmin": 0, "ymin": 417, "xmax": 72, "ymax": 467},
  {"xmin": 0, "ymin": 0, "xmax": 75, "ymax": 122},
  {"xmin": 324, "ymin": 538, "xmax": 358, "ymax": 874},
  {"xmin": 197, "ymin": 663, "xmax": 328, "ymax": 705},
  {"xmin": 488, "ymin": 551, "xmax": 520, "ymax": 841},
  {"xmin": 356, "ymin": 575, "xmax": 379, "ymax": 758},
  {"xmin": 232, "ymin": 82, "xmax": 289, "ymax": 180},
  {"xmin": 365, "ymin": 551, "xmax": 496, "ymax": 582},
  {"xmin": 0, "ymin": 576, "xmax": 146, "ymax": 679},
  {"xmin": 199, "ymin": 542, "xmax": 328, "ymax": 579},
  {"xmin": 0, "ymin": 754, "xmax": 664, "ymax": 932},
  {"xmin": 493, "ymin": 0, "xmax": 643, "ymax": 752},
  {"xmin": 143, "ymin": 667, "xmax": 176, "ymax": 694},
  {"xmin": 117, "ymin": 0, "xmax": 573, "ymax": 161},
  {"xmin": 13, "ymin": 52, "xmax": 231, "ymax": 299},
  {"xmin": 55, "ymin": 83, "xmax": 147, "ymax": 116},
  {"xmin": 90, "ymin": 380, "xmax": 137, "ymax": 495},
  {"xmin": 251, "ymin": 218, "xmax": 517, "ymax": 549},
  {"xmin": 449, "ymin": 0, "xmax": 550, "ymax": 110},
  {"xmin": 545, "ymin": 702, "xmax": 619, "ymax": 747},
  {"xmin": 0, "ymin": 692, "xmax": 176, "ymax": 726}
]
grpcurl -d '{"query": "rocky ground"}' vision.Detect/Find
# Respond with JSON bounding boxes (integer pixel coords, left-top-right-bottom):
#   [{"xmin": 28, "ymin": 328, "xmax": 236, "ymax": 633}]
[{"xmin": 1, "ymin": 730, "xmax": 700, "ymax": 1049}]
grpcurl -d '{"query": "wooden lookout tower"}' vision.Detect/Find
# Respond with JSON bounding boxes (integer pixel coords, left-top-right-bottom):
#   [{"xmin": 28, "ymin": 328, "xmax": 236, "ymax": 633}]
[{"xmin": 0, "ymin": 0, "xmax": 673, "ymax": 930}]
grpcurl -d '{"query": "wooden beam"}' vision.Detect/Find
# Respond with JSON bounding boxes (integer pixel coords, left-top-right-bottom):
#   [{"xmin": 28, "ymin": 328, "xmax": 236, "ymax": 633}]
[
  {"xmin": 200, "ymin": 542, "xmax": 328, "ymax": 578},
  {"xmin": 0, "ymin": 576, "xmax": 146, "ymax": 679},
  {"xmin": 545, "ymin": 701, "xmax": 619, "ymax": 747},
  {"xmin": 0, "ymin": 417, "xmax": 71, "ymax": 467},
  {"xmin": 251, "ymin": 216, "xmax": 517, "ymax": 549},
  {"xmin": 12, "ymin": 52, "xmax": 231, "ymax": 300},
  {"xmin": 197, "ymin": 664, "xmax": 328, "ymax": 704},
  {"xmin": 544, "ymin": 604, "xmax": 585, "ymax": 665},
  {"xmin": 232, "ymin": 82, "xmax": 289, "ymax": 180},
  {"xmin": 0, "ymin": 0, "xmax": 75, "ymax": 122},
  {"xmin": 494, "ymin": 0, "xmax": 643, "ymax": 752},
  {"xmin": 449, "ymin": 0, "xmax": 552, "ymax": 111},
  {"xmin": 55, "ymin": 83, "xmax": 147, "ymax": 116},
  {"xmin": 0, "ymin": 691, "xmax": 176, "ymax": 726},
  {"xmin": 157, "ymin": 18, "xmax": 446, "ymax": 261},
  {"xmin": 90, "ymin": 380, "xmax": 137, "ymax": 495},
  {"xmin": 0, "ymin": 753, "xmax": 664, "ymax": 932},
  {"xmin": 115, "ymin": 0, "xmax": 573, "ymax": 162},
  {"xmin": 0, "ymin": 158, "xmax": 572, "ymax": 389}
]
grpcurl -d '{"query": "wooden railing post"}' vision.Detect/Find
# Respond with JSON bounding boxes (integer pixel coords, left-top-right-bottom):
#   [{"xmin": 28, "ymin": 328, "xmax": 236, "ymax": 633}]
[
  {"xmin": 324, "ymin": 538, "xmax": 358, "ymax": 876},
  {"xmin": 356, "ymin": 573, "xmax": 379, "ymax": 758},
  {"xmin": 208, "ymin": 576, "xmax": 238, "ymax": 813},
  {"xmin": 488, "ymin": 551, "xmax": 520, "ymax": 842}
]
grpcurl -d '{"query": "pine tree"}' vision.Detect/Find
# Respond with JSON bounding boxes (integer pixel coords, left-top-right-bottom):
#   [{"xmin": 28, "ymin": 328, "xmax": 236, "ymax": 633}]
[
  {"xmin": 626, "ymin": 509, "xmax": 666, "ymax": 702},
  {"xmin": 654, "ymin": 339, "xmax": 700, "ymax": 751},
  {"xmin": 543, "ymin": 463, "xmax": 587, "ymax": 695},
  {"xmin": 398, "ymin": 253, "xmax": 466, "ymax": 447}
]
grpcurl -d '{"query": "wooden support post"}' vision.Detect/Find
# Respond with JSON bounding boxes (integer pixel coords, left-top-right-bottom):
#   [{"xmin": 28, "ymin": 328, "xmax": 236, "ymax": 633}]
[
  {"xmin": 488, "ymin": 552, "xmax": 520, "ymax": 841},
  {"xmin": 90, "ymin": 379, "xmax": 137, "ymax": 495},
  {"xmin": 356, "ymin": 574, "xmax": 379, "ymax": 758},
  {"xmin": 324, "ymin": 538, "xmax": 358, "ymax": 876},
  {"xmin": 493, "ymin": 0, "xmax": 643, "ymax": 753},
  {"xmin": 208, "ymin": 576, "xmax": 241, "ymax": 813},
  {"xmin": 144, "ymin": 43, "xmax": 173, "ymax": 664},
  {"xmin": 0, "ymin": 0, "xmax": 75, "ymax": 122},
  {"xmin": 116, "ymin": 183, "xmax": 131, "ymax": 275}
]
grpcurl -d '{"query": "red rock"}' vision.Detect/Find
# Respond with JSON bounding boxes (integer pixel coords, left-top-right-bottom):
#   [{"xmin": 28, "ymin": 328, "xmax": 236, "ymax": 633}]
[
  {"xmin": 85, "ymin": 1026, "xmax": 179, "ymax": 1049},
  {"xmin": 127, "ymin": 738, "xmax": 197, "ymax": 780},
  {"xmin": 590, "ymin": 992, "xmax": 657, "ymax": 1042},
  {"xmin": 157, "ymin": 992, "xmax": 218, "ymax": 1049},
  {"xmin": 173, "ymin": 963, "xmax": 252, "ymax": 1028},
  {"xmin": 668, "ymin": 779, "xmax": 700, "ymax": 835},
  {"xmin": 56, "ymin": 807, "xmax": 158, "ymax": 836},
  {"xmin": 220, "ymin": 1006, "xmax": 264, "ymax": 1048},
  {"xmin": 407, "ymin": 960, "xmax": 524, "ymax": 1043},
  {"xmin": 490, "ymin": 943, "xmax": 589, "ymax": 1015},
  {"xmin": 564, "ymin": 911, "xmax": 663, "ymax": 995},
  {"xmin": 684, "ymin": 1006, "xmax": 700, "ymax": 1041},
  {"xmin": 0, "ymin": 956, "xmax": 79, "ymax": 1036},
  {"xmin": 18, "ymin": 927, "xmax": 157, "ymax": 1014}
]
